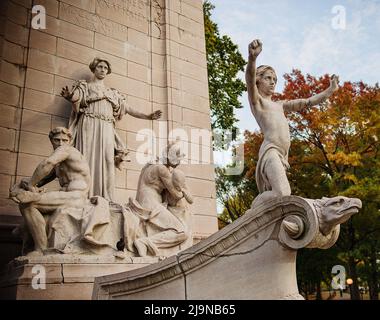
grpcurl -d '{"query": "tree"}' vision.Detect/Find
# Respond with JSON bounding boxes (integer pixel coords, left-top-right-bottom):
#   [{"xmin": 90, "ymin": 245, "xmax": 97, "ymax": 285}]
[
  {"xmin": 204, "ymin": 1, "xmax": 246, "ymax": 149},
  {"xmin": 215, "ymin": 131, "xmax": 262, "ymax": 224},
  {"xmin": 296, "ymin": 246, "xmax": 342, "ymax": 300}
]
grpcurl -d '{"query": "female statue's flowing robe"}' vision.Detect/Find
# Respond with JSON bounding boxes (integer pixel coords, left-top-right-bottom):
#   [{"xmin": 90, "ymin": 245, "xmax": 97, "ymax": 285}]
[{"xmin": 68, "ymin": 80, "xmax": 128, "ymax": 201}]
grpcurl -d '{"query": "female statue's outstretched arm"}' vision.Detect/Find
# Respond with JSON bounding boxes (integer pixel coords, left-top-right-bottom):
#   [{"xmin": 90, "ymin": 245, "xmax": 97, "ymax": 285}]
[{"xmin": 125, "ymin": 105, "xmax": 162, "ymax": 120}]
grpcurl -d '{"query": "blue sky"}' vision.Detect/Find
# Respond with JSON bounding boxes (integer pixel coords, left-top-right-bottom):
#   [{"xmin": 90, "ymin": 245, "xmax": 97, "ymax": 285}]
[{"xmin": 211, "ymin": 0, "xmax": 380, "ymax": 166}]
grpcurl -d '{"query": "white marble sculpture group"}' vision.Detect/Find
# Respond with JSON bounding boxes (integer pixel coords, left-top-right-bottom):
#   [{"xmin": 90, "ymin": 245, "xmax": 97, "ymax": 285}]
[
  {"xmin": 10, "ymin": 42, "xmax": 361, "ymax": 260},
  {"xmin": 10, "ymin": 58, "xmax": 191, "ymax": 258}
]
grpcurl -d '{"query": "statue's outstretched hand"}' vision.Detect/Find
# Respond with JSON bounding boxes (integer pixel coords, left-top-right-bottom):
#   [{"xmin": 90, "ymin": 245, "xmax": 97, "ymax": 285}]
[
  {"xmin": 150, "ymin": 110, "xmax": 162, "ymax": 120},
  {"xmin": 329, "ymin": 74, "xmax": 339, "ymax": 92},
  {"xmin": 249, "ymin": 39, "xmax": 262, "ymax": 59},
  {"xmin": 61, "ymin": 86, "xmax": 73, "ymax": 101}
]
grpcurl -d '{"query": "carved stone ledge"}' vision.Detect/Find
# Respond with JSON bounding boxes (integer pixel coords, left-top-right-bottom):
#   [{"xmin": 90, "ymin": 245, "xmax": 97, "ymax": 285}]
[
  {"xmin": 0, "ymin": 254, "xmax": 161, "ymax": 300},
  {"xmin": 92, "ymin": 195, "xmax": 359, "ymax": 300}
]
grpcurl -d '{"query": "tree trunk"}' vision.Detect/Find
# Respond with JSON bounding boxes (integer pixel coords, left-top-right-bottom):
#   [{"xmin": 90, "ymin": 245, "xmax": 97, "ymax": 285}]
[
  {"xmin": 347, "ymin": 220, "xmax": 361, "ymax": 300},
  {"xmin": 348, "ymin": 256, "xmax": 361, "ymax": 300},
  {"xmin": 316, "ymin": 281, "xmax": 322, "ymax": 300},
  {"xmin": 369, "ymin": 246, "xmax": 379, "ymax": 300}
]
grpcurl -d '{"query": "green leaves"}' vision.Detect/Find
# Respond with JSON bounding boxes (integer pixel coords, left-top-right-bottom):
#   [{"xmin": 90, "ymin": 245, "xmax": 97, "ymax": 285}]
[{"xmin": 204, "ymin": 1, "xmax": 246, "ymax": 150}]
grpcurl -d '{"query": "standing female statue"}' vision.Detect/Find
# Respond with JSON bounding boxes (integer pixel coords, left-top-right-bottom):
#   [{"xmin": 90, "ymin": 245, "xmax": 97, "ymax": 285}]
[{"xmin": 61, "ymin": 58, "xmax": 161, "ymax": 201}]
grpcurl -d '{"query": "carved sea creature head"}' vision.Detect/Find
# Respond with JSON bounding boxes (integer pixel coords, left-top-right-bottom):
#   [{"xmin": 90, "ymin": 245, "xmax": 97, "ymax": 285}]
[
  {"xmin": 314, "ymin": 196, "xmax": 362, "ymax": 236},
  {"xmin": 89, "ymin": 57, "xmax": 112, "ymax": 76}
]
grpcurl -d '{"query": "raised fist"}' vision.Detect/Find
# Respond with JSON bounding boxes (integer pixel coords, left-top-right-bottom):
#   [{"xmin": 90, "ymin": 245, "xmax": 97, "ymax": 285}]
[{"xmin": 249, "ymin": 39, "xmax": 262, "ymax": 58}]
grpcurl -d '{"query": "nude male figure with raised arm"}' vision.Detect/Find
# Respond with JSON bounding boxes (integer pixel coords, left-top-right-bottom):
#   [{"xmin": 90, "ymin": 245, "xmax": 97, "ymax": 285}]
[{"xmin": 245, "ymin": 39, "xmax": 339, "ymax": 206}]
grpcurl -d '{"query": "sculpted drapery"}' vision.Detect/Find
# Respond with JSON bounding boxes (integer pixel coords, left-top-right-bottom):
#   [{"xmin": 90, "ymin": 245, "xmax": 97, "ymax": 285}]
[
  {"xmin": 62, "ymin": 58, "xmax": 161, "ymax": 201},
  {"xmin": 68, "ymin": 80, "xmax": 128, "ymax": 201}
]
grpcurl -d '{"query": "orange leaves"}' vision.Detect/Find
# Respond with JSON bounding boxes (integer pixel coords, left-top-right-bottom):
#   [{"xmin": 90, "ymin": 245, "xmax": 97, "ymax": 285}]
[
  {"xmin": 243, "ymin": 130, "xmax": 263, "ymax": 180},
  {"xmin": 275, "ymin": 69, "xmax": 330, "ymax": 102}
]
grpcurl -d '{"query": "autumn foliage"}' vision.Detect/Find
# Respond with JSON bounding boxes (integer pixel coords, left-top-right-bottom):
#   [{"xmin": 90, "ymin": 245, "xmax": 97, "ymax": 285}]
[{"xmin": 272, "ymin": 69, "xmax": 380, "ymax": 201}]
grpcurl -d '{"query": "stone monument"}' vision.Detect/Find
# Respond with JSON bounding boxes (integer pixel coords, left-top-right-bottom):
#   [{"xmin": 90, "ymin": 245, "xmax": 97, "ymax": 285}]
[
  {"xmin": 0, "ymin": 0, "xmax": 362, "ymax": 300},
  {"xmin": 91, "ymin": 40, "xmax": 362, "ymax": 300},
  {"xmin": 0, "ymin": 0, "xmax": 218, "ymax": 299},
  {"xmin": 130, "ymin": 141, "xmax": 194, "ymax": 257},
  {"xmin": 1, "ymin": 128, "xmax": 195, "ymax": 298},
  {"xmin": 10, "ymin": 127, "xmax": 91, "ymax": 257}
]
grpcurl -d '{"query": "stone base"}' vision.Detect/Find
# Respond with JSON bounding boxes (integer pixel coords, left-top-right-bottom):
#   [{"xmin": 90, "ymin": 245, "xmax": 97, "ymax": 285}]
[
  {"xmin": 92, "ymin": 196, "xmax": 356, "ymax": 300},
  {"xmin": 0, "ymin": 254, "xmax": 160, "ymax": 300}
]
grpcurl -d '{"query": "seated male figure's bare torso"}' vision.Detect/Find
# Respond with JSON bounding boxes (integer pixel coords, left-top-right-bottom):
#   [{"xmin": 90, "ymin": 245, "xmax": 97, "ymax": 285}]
[{"xmin": 55, "ymin": 145, "xmax": 91, "ymax": 193}]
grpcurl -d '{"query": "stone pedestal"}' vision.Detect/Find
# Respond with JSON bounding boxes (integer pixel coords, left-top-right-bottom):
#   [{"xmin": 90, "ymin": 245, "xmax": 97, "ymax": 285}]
[
  {"xmin": 0, "ymin": 254, "xmax": 160, "ymax": 300},
  {"xmin": 92, "ymin": 196, "xmax": 360, "ymax": 300}
]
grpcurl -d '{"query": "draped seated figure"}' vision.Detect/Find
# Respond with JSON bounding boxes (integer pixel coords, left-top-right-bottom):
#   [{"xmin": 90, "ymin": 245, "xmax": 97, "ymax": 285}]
[
  {"xmin": 10, "ymin": 128, "xmax": 193, "ymax": 258},
  {"xmin": 127, "ymin": 142, "xmax": 194, "ymax": 257}
]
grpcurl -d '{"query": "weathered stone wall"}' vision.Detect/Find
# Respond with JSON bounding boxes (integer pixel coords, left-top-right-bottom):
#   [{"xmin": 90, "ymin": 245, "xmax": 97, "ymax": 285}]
[{"xmin": 0, "ymin": 0, "xmax": 218, "ymax": 262}]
